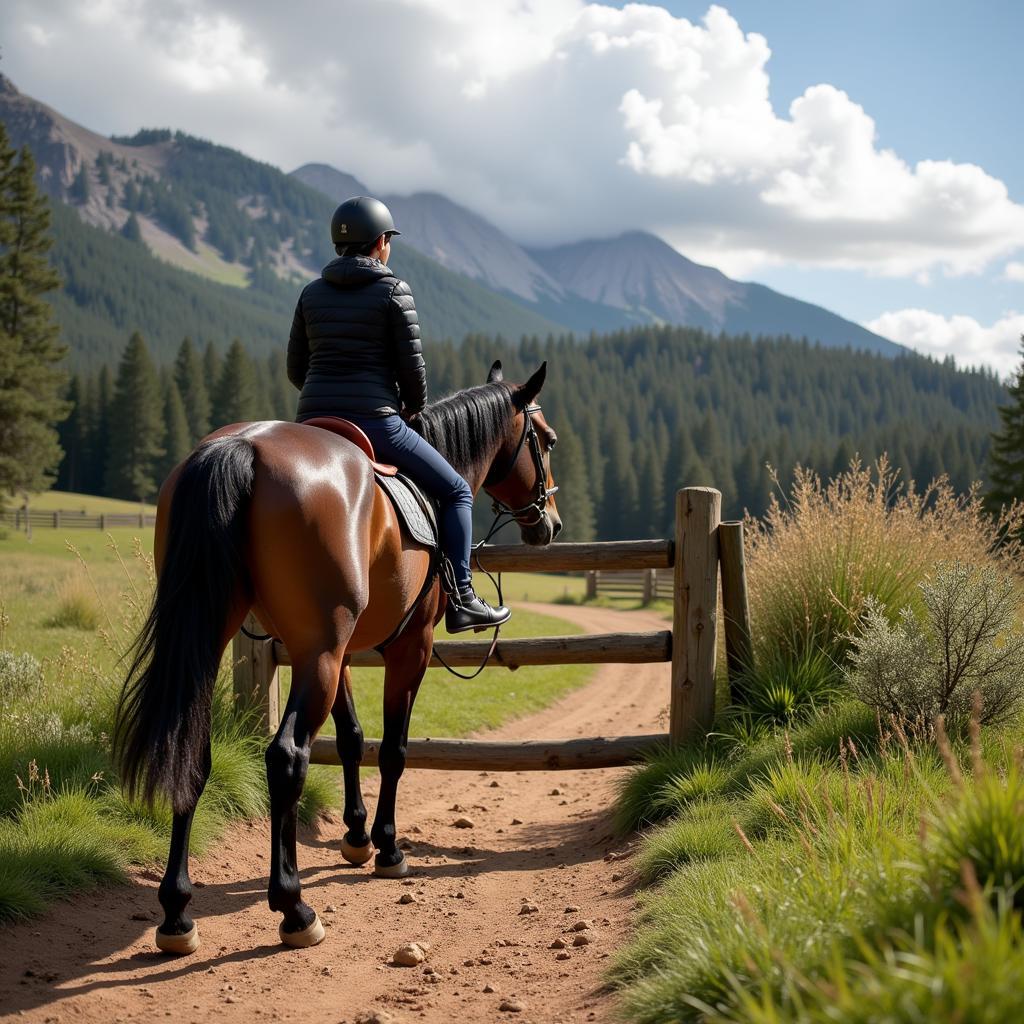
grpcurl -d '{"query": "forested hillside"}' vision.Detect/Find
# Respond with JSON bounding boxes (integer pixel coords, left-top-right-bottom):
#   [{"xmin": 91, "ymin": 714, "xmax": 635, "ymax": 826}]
[{"xmin": 56, "ymin": 328, "xmax": 1002, "ymax": 539}]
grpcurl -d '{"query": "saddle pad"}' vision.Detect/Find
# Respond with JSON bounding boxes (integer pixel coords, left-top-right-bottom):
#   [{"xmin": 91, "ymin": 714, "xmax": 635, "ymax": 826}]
[{"xmin": 375, "ymin": 472, "xmax": 438, "ymax": 550}]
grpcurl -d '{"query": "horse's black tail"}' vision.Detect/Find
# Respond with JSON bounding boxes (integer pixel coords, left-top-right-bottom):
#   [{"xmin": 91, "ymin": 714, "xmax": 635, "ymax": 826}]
[{"xmin": 114, "ymin": 434, "xmax": 256, "ymax": 815}]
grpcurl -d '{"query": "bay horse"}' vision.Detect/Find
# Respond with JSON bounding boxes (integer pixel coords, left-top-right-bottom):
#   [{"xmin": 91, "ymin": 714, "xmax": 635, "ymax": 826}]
[{"xmin": 114, "ymin": 360, "xmax": 560, "ymax": 954}]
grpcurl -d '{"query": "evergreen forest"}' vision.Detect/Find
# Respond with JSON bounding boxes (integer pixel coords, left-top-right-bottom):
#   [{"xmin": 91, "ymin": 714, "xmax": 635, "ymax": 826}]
[{"xmin": 55, "ymin": 327, "xmax": 1004, "ymax": 541}]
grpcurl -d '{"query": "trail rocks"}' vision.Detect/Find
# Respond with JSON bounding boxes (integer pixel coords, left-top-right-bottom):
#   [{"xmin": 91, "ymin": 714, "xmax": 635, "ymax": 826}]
[
  {"xmin": 499, "ymin": 999, "xmax": 525, "ymax": 1013},
  {"xmin": 392, "ymin": 943, "xmax": 428, "ymax": 967},
  {"xmin": 550, "ymin": 938, "xmax": 567, "ymax": 949},
  {"xmin": 452, "ymin": 816, "xmax": 475, "ymax": 829},
  {"xmin": 518, "ymin": 902, "xmax": 539, "ymax": 915},
  {"xmin": 398, "ymin": 893, "xmax": 417, "ymax": 905},
  {"xmin": 570, "ymin": 920, "xmax": 593, "ymax": 931},
  {"xmin": 572, "ymin": 934, "xmax": 593, "ymax": 947}
]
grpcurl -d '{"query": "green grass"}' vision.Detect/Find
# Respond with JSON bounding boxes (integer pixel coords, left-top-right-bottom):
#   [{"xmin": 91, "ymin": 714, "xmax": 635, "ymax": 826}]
[
  {"xmin": 14, "ymin": 490, "xmax": 157, "ymax": 515},
  {"xmin": 611, "ymin": 703, "xmax": 1024, "ymax": 1022},
  {"xmin": 0, "ymin": 524, "xmax": 600, "ymax": 924}
]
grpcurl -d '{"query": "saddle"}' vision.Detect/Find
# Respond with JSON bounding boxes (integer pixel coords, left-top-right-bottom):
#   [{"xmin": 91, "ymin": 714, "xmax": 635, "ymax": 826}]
[{"xmin": 302, "ymin": 417, "xmax": 438, "ymax": 551}]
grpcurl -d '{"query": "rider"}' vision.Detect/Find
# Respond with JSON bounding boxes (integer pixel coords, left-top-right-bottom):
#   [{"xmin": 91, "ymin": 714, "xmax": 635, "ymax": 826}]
[{"xmin": 287, "ymin": 196, "xmax": 511, "ymax": 634}]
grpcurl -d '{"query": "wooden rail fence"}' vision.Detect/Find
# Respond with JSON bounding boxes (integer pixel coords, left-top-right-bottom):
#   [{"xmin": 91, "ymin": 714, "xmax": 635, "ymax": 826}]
[
  {"xmin": 233, "ymin": 488, "xmax": 753, "ymax": 770},
  {"xmin": 0, "ymin": 508, "xmax": 156, "ymax": 531},
  {"xmin": 584, "ymin": 567, "xmax": 673, "ymax": 605}
]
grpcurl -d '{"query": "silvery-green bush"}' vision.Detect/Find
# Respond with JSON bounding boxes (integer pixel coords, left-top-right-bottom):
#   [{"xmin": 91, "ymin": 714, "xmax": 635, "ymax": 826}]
[
  {"xmin": 846, "ymin": 561, "xmax": 1024, "ymax": 731},
  {"xmin": 0, "ymin": 650, "xmax": 45, "ymax": 710}
]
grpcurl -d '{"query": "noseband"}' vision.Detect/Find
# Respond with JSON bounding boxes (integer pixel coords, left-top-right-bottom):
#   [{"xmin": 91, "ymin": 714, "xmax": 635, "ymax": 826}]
[{"xmin": 483, "ymin": 403, "xmax": 558, "ymax": 528}]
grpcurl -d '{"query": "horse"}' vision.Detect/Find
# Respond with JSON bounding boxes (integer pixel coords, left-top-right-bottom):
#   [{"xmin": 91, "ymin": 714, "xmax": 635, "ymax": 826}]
[{"xmin": 113, "ymin": 360, "xmax": 560, "ymax": 954}]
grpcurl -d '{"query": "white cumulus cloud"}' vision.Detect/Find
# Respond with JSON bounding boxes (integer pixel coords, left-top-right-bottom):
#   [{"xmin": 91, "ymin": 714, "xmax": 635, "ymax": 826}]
[
  {"xmin": 2, "ymin": 0, "xmax": 1023, "ymax": 280},
  {"xmin": 1004, "ymin": 261, "xmax": 1024, "ymax": 283},
  {"xmin": 867, "ymin": 309, "xmax": 1024, "ymax": 376}
]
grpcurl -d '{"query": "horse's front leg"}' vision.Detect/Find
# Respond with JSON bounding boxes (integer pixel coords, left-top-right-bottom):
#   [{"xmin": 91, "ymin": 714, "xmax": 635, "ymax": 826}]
[
  {"xmin": 370, "ymin": 618, "xmax": 433, "ymax": 878},
  {"xmin": 331, "ymin": 661, "xmax": 373, "ymax": 865}
]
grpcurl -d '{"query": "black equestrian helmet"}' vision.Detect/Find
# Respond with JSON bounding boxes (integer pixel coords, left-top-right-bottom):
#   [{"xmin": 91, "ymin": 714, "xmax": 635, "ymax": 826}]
[{"xmin": 330, "ymin": 196, "xmax": 401, "ymax": 247}]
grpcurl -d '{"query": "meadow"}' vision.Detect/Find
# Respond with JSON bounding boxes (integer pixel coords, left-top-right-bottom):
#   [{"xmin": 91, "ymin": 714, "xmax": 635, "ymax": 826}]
[
  {"xmin": 0, "ymin": 493, "xmax": 598, "ymax": 923},
  {"xmin": 611, "ymin": 460, "xmax": 1024, "ymax": 1022}
]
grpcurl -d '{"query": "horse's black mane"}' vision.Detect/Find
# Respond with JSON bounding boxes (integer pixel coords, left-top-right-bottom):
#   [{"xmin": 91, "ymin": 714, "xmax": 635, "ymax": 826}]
[{"xmin": 413, "ymin": 382, "xmax": 514, "ymax": 480}]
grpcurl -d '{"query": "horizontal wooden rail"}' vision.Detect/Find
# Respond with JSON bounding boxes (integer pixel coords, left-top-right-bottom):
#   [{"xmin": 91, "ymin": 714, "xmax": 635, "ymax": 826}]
[
  {"xmin": 274, "ymin": 630, "xmax": 672, "ymax": 669},
  {"xmin": 310, "ymin": 733, "xmax": 665, "ymax": 770},
  {"xmin": 471, "ymin": 539, "xmax": 672, "ymax": 573}
]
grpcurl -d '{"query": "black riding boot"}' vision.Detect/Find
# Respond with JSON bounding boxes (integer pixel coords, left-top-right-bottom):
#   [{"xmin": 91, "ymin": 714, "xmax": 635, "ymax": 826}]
[{"xmin": 445, "ymin": 586, "xmax": 512, "ymax": 633}]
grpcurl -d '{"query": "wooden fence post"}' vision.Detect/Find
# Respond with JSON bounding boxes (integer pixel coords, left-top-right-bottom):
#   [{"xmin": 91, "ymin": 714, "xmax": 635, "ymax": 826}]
[
  {"xmin": 718, "ymin": 521, "xmax": 754, "ymax": 701},
  {"xmin": 233, "ymin": 612, "xmax": 280, "ymax": 733},
  {"xmin": 670, "ymin": 486, "xmax": 721, "ymax": 743},
  {"xmin": 585, "ymin": 571, "xmax": 597, "ymax": 600},
  {"xmin": 642, "ymin": 568, "xmax": 654, "ymax": 606}
]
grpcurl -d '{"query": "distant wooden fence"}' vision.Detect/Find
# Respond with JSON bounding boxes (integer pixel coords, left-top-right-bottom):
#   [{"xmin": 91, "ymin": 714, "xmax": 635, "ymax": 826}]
[
  {"xmin": 0, "ymin": 508, "xmax": 156, "ymax": 531},
  {"xmin": 585, "ymin": 567, "xmax": 673, "ymax": 605},
  {"xmin": 233, "ymin": 488, "xmax": 753, "ymax": 771}
]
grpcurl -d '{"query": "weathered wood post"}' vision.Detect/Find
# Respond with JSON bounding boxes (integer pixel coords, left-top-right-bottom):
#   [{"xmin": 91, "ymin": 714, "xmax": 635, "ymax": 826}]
[
  {"xmin": 99, "ymin": 513, "xmax": 106, "ymax": 531},
  {"xmin": 585, "ymin": 570, "xmax": 597, "ymax": 600},
  {"xmin": 233, "ymin": 612, "xmax": 280, "ymax": 733},
  {"xmin": 718, "ymin": 521, "xmax": 754, "ymax": 701},
  {"xmin": 670, "ymin": 487, "xmax": 721, "ymax": 743},
  {"xmin": 642, "ymin": 568, "xmax": 654, "ymax": 606}
]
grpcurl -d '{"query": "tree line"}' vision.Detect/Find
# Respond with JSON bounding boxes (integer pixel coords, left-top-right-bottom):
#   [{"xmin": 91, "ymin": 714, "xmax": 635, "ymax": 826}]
[{"xmin": 55, "ymin": 327, "xmax": 1005, "ymax": 543}]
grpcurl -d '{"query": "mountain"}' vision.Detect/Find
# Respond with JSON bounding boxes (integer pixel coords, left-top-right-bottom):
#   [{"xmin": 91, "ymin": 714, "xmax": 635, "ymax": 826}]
[
  {"xmin": 0, "ymin": 75, "xmax": 564, "ymax": 367},
  {"xmin": 528, "ymin": 232, "xmax": 900, "ymax": 355},
  {"xmin": 2, "ymin": 72, "xmax": 898, "ymax": 362}
]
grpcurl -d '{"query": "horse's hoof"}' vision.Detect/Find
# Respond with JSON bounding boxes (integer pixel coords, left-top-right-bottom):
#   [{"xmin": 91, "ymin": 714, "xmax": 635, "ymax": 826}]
[
  {"xmin": 340, "ymin": 837, "xmax": 374, "ymax": 866},
  {"xmin": 373, "ymin": 854, "xmax": 409, "ymax": 879},
  {"xmin": 155, "ymin": 922, "xmax": 200, "ymax": 955},
  {"xmin": 279, "ymin": 915, "xmax": 325, "ymax": 948}
]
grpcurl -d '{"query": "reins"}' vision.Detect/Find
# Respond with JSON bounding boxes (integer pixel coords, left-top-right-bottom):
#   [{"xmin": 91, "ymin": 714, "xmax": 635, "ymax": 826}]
[{"xmin": 431, "ymin": 403, "xmax": 557, "ymax": 680}]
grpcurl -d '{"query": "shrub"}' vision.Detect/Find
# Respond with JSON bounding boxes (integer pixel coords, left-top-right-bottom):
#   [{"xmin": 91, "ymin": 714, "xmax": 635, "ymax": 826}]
[
  {"xmin": 743, "ymin": 459, "xmax": 1023, "ymax": 708},
  {"xmin": 846, "ymin": 562, "xmax": 1024, "ymax": 732},
  {"xmin": 45, "ymin": 579, "xmax": 101, "ymax": 631},
  {"xmin": 0, "ymin": 651, "xmax": 45, "ymax": 710}
]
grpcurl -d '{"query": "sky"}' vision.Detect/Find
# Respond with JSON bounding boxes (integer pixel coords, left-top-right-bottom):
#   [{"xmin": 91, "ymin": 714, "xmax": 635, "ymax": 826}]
[{"xmin": 2, "ymin": 0, "xmax": 1023, "ymax": 373}]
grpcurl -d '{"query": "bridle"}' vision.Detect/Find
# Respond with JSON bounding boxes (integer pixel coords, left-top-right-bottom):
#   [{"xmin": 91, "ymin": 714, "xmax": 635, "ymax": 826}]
[
  {"xmin": 482, "ymin": 403, "xmax": 559, "ymax": 531},
  {"xmin": 433, "ymin": 402, "xmax": 558, "ymax": 680}
]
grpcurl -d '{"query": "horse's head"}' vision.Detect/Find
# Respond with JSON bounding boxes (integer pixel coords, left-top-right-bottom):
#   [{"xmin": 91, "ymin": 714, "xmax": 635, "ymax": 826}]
[{"xmin": 483, "ymin": 360, "xmax": 562, "ymax": 546}]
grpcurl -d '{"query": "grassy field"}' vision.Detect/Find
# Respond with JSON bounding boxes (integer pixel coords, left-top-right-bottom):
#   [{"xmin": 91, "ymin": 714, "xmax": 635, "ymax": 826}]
[
  {"xmin": 0, "ymin": 497, "xmax": 614, "ymax": 924},
  {"xmin": 11, "ymin": 490, "xmax": 157, "ymax": 515}
]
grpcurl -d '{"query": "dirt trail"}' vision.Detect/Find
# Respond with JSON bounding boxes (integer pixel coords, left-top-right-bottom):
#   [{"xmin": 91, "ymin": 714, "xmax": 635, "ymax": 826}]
[{"xmin": 0, "ymin": 604, "xmax": 669, "ymax": 1024}]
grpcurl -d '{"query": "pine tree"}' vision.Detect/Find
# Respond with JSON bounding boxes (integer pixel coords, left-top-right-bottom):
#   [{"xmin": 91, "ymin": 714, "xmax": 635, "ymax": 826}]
[
  {"xmin": 174, "ymin": 336, "xmax": 211, "ymax": 441},
  {"xmin": 70, "ymin": 163, "xmax": 90, "ymax": 203},
  {"xmin": 549, "ymin": 428, "xmax": 595, "ymax": 542},
  {"xmin": 121, "ymin": 212, "xmax": 142, "ymax": 243},
  {"xmin": 87, "ymin": 365, "xmax": 113, "ymax": 493},
  {"xmin": 56, "ymin": 375, "xmax": 87, "ymax": 492},
  {"xmin": 157, "ymin": 372, "xmax": 191, "ymax": 481},
  {"xmin": 104, "ymin": 332, "xmax": 164, "ymax": 500},
  {"xmin": 203, "ymin": 342, "xmax": 223, "ymax": 419},
  {"xmin": 214, "ymin": 338, "xmax": 259, "ymax": 425},
  {"xmin": 987, "ymin": 337, "xmax": 1024, "ymax": 509},
  {"xmin": 0, "ymin": 129, "xmax": 69, "ymax": 500}
]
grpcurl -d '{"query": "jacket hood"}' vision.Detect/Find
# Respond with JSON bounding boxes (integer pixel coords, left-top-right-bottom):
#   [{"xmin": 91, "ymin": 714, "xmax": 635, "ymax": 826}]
[{"xmin": 322, "ymin": 255, "xmax": 394, "ymax": 290}]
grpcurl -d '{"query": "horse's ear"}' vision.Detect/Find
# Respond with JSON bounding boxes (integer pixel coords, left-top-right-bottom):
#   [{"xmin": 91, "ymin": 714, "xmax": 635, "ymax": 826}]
[
  {"xmin": 487, "ymin": 360, "xmax": 504, "ymax": 383},
  {"xmin": 514, "ymin": 362, "xmax": 547, "ymax": 408}
]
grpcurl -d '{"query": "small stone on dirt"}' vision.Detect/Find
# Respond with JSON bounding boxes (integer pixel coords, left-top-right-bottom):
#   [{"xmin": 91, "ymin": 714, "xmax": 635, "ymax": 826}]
[
  {"xmin": 499, "ymin": 1000, "xmax": 524, "ymax": 1013},
  {"xmin": 489, "ymin": 780, "xmax": 500, "ymax": 787},
  {"xmin": 555, "ymin": 951, "xmax": 571, "ymax": 961},
  {"xmin": 572, "ymin": 934, "xmax": 593, "ymax": 947},
  {"xmin": 130, "ymin": 912, "xmax": 150, "ymax": 921},
  {"xmin": 571, "ymin": 920, "xmax": 593, "ymax": 932},
  {"xmin": 393, "ymin": 943, "xmax": 427, "ymax": 967},
  {"xmin": 449, "ymin": 804, "xmax": 463, "ymax": 812},
  {"xmin": 550, "ymin": 938, "xmax": 567, "ymax": 949},
  {"xmin": 321, "ymin": 966, "xmax": 333, "ymax": 976},
  {"xmin": 398, "ymin": 893, "xmax": 417, "ymax": 905},
  {"xmin": 453, "ymin": 817, "xmax": 475, "ymax": 829},
  {"xmin": 354, "ymin": 1012, "xmax": 396, "ymax": 1024},
  {"xmin": 325, "ymin": 904, "xmax": 338, "ymax": 913},
  {"xmin": 510, "ymin": 818, "xmax": 523, "ymax": 825},
  {"xmin": 564, "ymin": 905, "xmax": 580, "ymax": 914},
  {"xmin": 463, "ymin": 959, "xmax": 475, "ymax": 967},
  {"xmin": 549, "ymin": 788, "xmax": 562, "ymax": 796},
  {"xmin": 518, "ymin": 903, "xmax": 539, "ymax": 915},
  {"xmin": 610, "ymin": 872, "xmax": 624, "ymax": 882},
  {"xmin": 483, "ymin": 983, "xmax": 497, "ymax": 993}
]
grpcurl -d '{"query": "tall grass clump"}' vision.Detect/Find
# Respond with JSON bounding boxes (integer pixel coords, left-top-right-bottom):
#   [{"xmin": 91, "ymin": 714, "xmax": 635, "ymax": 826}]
[
  {"xmin": 45, "ymin": 578, "xmax": 101, "ymax": 630},
  {"xmin": 739, "ymin": 458, "xmax": 1023, "ymax": 720}
]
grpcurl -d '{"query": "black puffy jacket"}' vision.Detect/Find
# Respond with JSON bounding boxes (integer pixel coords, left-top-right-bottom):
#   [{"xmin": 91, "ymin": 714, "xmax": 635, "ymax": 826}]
[{"xmin": 287, "ymin": 256, "xmax": 427, "ymax": 420}]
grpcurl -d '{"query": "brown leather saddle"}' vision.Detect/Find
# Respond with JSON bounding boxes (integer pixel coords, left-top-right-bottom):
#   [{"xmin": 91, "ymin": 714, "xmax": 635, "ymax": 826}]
[{"xmin": 302, "ymin": 416, "xmax": 398, "ymax": 475}]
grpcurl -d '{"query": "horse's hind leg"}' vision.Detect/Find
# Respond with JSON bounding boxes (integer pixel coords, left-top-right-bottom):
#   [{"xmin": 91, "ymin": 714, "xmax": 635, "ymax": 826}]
[
  {"xmin": 266, "ymin": 631, "xmax": 349, "ymax": 947},
  {"xmin": 331, "ymin": 662, "xmax": 372, "ymax": 865},
  {"xmin": 155, "ymin": 743, "xmax": 210, "ymax": 954}
]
